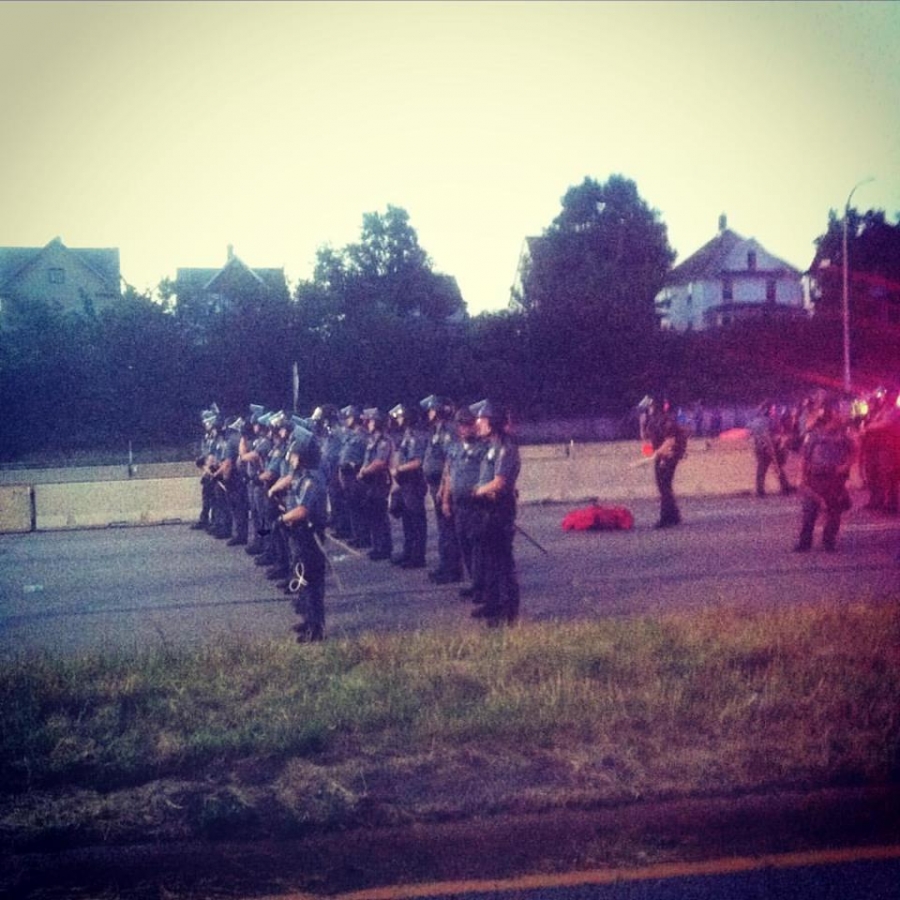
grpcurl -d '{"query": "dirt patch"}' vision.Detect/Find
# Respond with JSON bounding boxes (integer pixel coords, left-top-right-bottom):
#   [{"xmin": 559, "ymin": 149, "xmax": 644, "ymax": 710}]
[{"xmin": 5, "ymin": 785, "xmax": 900, "ymax": 899}]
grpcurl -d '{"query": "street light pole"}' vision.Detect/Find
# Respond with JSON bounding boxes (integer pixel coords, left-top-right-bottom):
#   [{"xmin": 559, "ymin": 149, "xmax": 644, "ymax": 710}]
[{"xmin": 842, "ymin": 177, "xmax": 874, "ymax": 395}]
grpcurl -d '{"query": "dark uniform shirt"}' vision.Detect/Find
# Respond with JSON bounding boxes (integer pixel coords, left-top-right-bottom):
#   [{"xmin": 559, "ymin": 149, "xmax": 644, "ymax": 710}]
[
  {"xmin": 478, "ymin": 434, "xmax": 520, "ymax": 508},
  {"xmin": 423, "ymin": 421, "xmax": 454, "ymax": 484},
  {"xmin": 286, "ymin": 467, "xmax": 328, "ymax": 529},
  {"xmin": 447, "ymin": 437, "xmax": 486, "ymax": 501}
]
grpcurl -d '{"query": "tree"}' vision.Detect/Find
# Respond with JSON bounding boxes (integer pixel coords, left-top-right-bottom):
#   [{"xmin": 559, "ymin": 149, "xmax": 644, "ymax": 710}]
[
  {"xmin": 308, "ymin": 205, "xmax": 465, "ymax": 321},
  {"xmin": 513, "ymin": 176, "xmax": 675, "ymax": 416},
  {"xmin": 810, "ymin": 207, "xmax": 900, "ymax": 321},
  {"xmin": 518, "ymin": 175, "xmax": 675, "ymax": 334}
]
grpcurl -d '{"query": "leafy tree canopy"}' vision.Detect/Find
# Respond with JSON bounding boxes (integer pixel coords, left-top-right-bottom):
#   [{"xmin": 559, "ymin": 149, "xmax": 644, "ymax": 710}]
[
  {"xmin": 811, "ymin": 207, "xmax": 900, "ymax": 317},
  {"xmin": 518, "ymin": 175, "xmax": 675, "ymax": 335},
  {"xmin": 304, "ymin": 205, "xmax": 465, "ymax": 321}
]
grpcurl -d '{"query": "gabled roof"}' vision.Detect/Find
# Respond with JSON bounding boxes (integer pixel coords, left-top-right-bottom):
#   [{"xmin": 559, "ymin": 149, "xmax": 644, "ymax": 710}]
[
  {"xmin": 668, "ymin": 228, "xmax": 799, "ymax": 284},
  {"xmin": 176, "ymin": 251, "xmax": 286, "ymax": 296},
  {"xmin": 0, "ymin": 238, "xmax": 120, "ymax": 290},
  {"xmin": 669, "ymin": 228, "xmax": 745, "ymax": 282}
]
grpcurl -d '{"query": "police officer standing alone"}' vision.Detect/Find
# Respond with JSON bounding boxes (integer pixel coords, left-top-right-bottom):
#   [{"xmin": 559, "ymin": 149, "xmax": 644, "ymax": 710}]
[
  {"xmin": 640, "ymin": 396, "xmax": 687, "ymax": 529},
  {"xmin": 470, "ymin": 399, "xmax": 520, "ymax": 626}
]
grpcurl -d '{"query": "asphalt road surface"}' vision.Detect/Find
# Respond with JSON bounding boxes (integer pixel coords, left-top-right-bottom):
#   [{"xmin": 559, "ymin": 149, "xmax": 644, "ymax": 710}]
[
  {"xmin": 394, "ymin": 850, "xmax": 900, "ymax": 900},
  {"xmin": 1, "ymin": 488, "xmax": 898, "ymax": 659}
]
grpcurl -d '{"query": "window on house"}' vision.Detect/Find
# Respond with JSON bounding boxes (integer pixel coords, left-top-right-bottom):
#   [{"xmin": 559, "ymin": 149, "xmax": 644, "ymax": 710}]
[
  {"xmin": 747, "ymin": 251, "xmax": 757, "ymax": 271},
  {"xmin": 722, "ymin": 277, "xmax": 733, "ymax": 301},
  {"xmin": 48, "ymin": 267, "xmax": 65, "ymax": 284},
  {"xmin": 766, "ymin": 279, "xmax": 777, "ymax": 303}
]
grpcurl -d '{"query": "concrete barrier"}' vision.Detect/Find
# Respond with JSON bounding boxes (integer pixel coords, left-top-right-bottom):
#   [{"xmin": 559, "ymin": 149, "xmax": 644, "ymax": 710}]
[
  {"xmin": 34, "ymin": 478, "xmax": 199, "ymax": 531},
  {"xmin": 3, "ymin": 438, "xmax": 859, "ymax": 534},
  {"xmin": 0, "ymin": 485, "xmax": 34, "ymax": 533}
]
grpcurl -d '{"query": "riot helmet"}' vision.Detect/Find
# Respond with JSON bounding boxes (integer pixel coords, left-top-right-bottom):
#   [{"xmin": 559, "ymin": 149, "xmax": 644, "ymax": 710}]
[
  {"xmin": 287, "ymin": 425, "xmax": 321, "ymax": 469},
  {"xmin": 362, "ymin": 407, "xmax": 387, "ymax": 429}
]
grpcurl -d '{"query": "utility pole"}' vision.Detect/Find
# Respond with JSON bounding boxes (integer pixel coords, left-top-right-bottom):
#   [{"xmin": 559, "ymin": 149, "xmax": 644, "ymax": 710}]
[{"xmin": 842, "ymin": 177, "xmax": 874, "ymax": 394}]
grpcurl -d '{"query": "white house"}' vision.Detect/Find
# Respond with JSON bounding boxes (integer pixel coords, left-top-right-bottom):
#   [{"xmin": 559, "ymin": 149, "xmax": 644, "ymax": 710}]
[{"xmin": 655, "ymin": 216, "xmax": 807, "ymax": 331}]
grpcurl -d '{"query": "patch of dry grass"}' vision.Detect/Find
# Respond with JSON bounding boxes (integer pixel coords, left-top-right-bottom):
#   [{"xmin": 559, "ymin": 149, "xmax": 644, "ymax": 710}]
[{"xmin": 2, "ymin": 598, "xmax": 899, "ymax": 848}]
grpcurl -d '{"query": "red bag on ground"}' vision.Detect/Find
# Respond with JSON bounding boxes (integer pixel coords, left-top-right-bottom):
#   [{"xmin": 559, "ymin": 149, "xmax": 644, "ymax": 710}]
[{"xmin": 561, "ymin": 503, "xmax": 634, "ymax": 531}]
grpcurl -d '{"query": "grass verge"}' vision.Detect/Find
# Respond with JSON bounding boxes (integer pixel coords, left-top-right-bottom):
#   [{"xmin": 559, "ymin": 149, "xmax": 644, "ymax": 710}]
[{"xmin": 2, "ymin": 598, "xmax": 899, "ymax": 852}]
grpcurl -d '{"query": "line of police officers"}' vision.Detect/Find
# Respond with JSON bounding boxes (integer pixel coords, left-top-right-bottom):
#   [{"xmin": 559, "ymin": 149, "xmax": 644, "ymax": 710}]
[{"xmin": 192, "ymin": 396, "xmax": 521, "ymax": 642}]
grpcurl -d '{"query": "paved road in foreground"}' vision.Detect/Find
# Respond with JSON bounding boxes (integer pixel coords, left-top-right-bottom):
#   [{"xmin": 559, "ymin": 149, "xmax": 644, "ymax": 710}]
[
  {"xmin": 3, "ymin": 489, "xmax": 900, "ymax": 899},
  {"xmin": 1, "ymin": 488, "xmax": 898, "ymax": 658},
  {"xmin": 322, "ymin": 847, "xmax": 900, "ymax": 900}
]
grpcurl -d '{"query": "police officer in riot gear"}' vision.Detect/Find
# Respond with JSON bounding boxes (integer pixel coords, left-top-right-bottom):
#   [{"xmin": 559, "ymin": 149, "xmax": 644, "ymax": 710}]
[
  {"xmin": 260, "ymin": 411, "xmax": 294, "ymax": 579},
  {"xmin": 795, "ymin": 401, "xmax": 855, "ymax": 552},
  {"xmin": 192, "ymin": 404, "xmax": 221, "ymax": 530},
  {"xmin": 389, "ymin": 402, "xmax": 429, "ymax": 569},
  {"xmin": 749, "ymin": 401, "xmax": 795, "ymax": 497},
  {"xmin": 640, "ymin": 396, "xmax": 687, "ymax": 529},
  {"xmin": 277, "ymin": 425, "xmax": 328, "ymax": 642},
  {"xmin": 421, "ymin": 394, "xmax": 462, "ymax": 583},
  {"xmin": 241, "ymin": 405, "xmax": 271, "ymax": 555},
  {"xmin": 358, "ymin": 408, "xmax": 394, "ymax": 561},
  {"xmin": 337, "ymin": 405, "xmax": 368, "ymax": 548},
  {"xmin": 311, "ymin": 404, "xmax": 344, "ymax": 534},
  {"xmin": 470, "ymin": 399, "xmax": 521, "ymax": 626},
  {"xmin": 444, "ymin": 405, "xmax": 486, "ymax": 599}
]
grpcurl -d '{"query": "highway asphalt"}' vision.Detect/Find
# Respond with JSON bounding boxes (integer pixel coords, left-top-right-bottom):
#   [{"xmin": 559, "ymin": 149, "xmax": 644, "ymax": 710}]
[{"xmin": 1, "ymin": 489, "xmax": 899, "ymax": 658}]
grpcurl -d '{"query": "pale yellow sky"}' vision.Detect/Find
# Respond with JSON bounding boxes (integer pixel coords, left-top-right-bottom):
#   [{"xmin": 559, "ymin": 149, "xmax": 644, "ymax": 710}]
[{"xmin": 1, "ymin": 1, "xmax": 898, "ymax": 313}]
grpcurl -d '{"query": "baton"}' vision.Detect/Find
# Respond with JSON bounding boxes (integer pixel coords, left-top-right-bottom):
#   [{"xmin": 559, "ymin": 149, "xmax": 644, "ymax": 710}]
[
  {"xmin": 314, "ymin": 533, "xmax": 346, "ymax": 593},
  {"xmin": 515, "ymin": 522, "xmax": 550, "ymax": 554},
  {"xmin": 324, "ymin": 531, "xmax": 366, "ymax": 558}
]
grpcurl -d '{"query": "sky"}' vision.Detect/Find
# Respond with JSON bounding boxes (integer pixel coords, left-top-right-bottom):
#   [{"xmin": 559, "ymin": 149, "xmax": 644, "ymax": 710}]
[{"xmin": 1, "ymin": 1, "xmax": 898, "ymax": 315}]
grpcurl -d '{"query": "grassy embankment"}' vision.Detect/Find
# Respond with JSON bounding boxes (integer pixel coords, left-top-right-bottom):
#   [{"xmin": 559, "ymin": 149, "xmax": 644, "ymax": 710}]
[{"xmin": 2, "ymin": 598, "xmax": 899, "ymax": 850}]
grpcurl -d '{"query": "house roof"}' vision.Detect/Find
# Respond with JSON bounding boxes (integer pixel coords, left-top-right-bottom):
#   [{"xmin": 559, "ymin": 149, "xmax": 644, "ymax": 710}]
[
  {"xmin": 0, "ymin": 238, "xmax": 120, "ymax": 289},
  {"xmin": 176, "ymin": 253, "xmax": 286, "ymax": 295},
  {"xmin": 668, "ymin": 228, "xmax": 800, "ymax": 284}
]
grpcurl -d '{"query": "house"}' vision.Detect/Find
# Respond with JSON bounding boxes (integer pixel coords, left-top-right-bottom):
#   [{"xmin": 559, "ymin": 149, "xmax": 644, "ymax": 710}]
[
  {"xmin": 655, "ymin": 216, "xmax": 807, "ymax": 331},
  {"xmin": 175, "ymin": 245, "xmax": 288, "ymax": 316},
  {"xmin": 0, "ymin": 237, "xmax": 121, "ymax": 324}
]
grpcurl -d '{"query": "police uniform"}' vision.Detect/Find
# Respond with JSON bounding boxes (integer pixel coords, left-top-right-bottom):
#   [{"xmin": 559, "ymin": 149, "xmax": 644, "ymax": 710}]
[
  {"xmin": 390, "ymin": 404, "xmax": 428, "ymax": 568},
  {"xmin": 280, "ymin": 431, "xmax": 328, "ymax": 642},
  {"xmin": 209, "ymin": 426, "xmax": 233, "ymax": 538},
  {"xmin": 796, "ymin": 407, "xmax": 855, "ymax": 552},
  {"xmin": 192, "ymin": 407, "xmax": 220, "ymax": 530},
  {"xmin": 359, "ymin": 410, "xmax": 394, "ymax": 561},
  {"xmin": 749, "ymin": 403, "xmax": 794, "ymax": 497},
  {"xmin": 337, "ymin": 406, "xmax": 368, "ymax": 548},
  {"xmin": 244, "ymin": 409, "xmax": 272, "ymax": 555},
  {"xmin": 642, "ymin": 399, "xmax": 687, "ymax": 529},
  {"xmin": 222, "ymin": 418, "xmax": 250, "ymax": 546},
  {"xmin": 470, "ymin": 400, "xmax": 521, "ymax": 625},
  {"xmin": 446, "ymin": 409, "xmax": 486, "ymax": 596},
  {"xmin": 421, "ymin": 395, "xmax": 462, "ymax": 583}
]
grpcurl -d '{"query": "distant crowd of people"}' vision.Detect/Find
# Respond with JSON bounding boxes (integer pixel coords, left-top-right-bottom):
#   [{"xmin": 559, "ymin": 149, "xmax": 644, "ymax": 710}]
[
  {"xmin": 641, "ymin": 387, "xmax": 898, "ymax": 553},
  {"xmin": 191, "ymin": 396, "xmax": 520, "ymax": 642}
]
